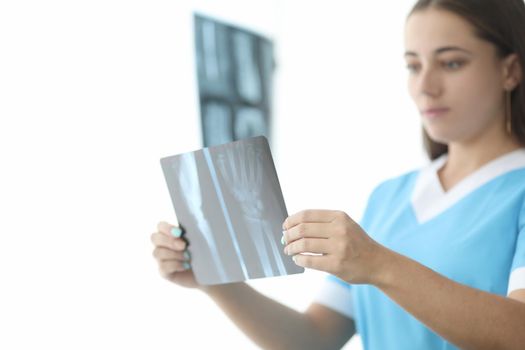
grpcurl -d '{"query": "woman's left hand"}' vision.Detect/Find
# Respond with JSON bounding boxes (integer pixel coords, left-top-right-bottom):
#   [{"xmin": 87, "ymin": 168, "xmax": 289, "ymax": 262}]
[{"xmin": 282, "ymin": 209, "xmax": 388, "ymax": 285}]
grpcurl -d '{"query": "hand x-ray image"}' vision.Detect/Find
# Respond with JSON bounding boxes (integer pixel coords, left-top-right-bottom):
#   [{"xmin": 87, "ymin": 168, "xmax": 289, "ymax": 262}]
[
  {"xmin": 160, "ymin": 136, "xmax": 304, "ymax": 285},
  {"xmin": 194, "ymin": 14, "xmax": 275, "ymax": 148}
]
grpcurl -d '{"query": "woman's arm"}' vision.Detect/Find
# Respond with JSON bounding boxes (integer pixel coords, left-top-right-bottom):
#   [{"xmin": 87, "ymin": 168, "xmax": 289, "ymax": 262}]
[
  {"xmin": 283, "ymin": 209, "xmax": 525, "ymax": 350},
  {"xmin": 201, "ymin": 282, "xmax": 356, "ymax": 350},
  {"xmin": 373, "ymin": 248, "xmax": 525, "ymax": 350}
]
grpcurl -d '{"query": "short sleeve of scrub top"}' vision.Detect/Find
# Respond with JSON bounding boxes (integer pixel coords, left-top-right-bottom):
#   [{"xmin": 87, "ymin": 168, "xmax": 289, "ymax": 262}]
[{"xmin": 509, "ymin": 195, "xmax": 525, "ymax": 293}]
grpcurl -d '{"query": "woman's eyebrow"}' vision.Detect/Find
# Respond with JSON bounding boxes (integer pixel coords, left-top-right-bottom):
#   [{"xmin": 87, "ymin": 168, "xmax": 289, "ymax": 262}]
[{"xmin": 404, "ymin": 46, "xmax": 474, "ymax": 57}]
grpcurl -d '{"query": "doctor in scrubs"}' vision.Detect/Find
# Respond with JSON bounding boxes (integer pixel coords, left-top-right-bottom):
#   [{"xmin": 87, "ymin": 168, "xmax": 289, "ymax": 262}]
[{"xmin": 151, "ymin": 0, "xmax": 525, "ymax": 349}]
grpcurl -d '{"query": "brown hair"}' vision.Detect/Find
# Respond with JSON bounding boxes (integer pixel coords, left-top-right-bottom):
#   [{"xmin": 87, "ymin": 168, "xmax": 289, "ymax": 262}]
[{"xmin": 408, "ymin": 0, "xmax": 525, "ymax": 160}]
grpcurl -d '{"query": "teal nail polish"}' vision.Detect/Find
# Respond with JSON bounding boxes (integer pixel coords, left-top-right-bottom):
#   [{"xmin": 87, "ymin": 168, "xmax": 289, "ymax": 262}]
[
  {"xmin": 281, "ymin": 235, "xmax": 286, "ymax": 245},
  {"xmin": 171, "ymin": 227, "xmax": 182, "ymax": 238},
  {"xmin": 183, "ymin": 262, "xmax": 191, "ymax": 270},
  {"xmin": 183, "ymin": 251, "xmax": 190, "ymax": 260}
]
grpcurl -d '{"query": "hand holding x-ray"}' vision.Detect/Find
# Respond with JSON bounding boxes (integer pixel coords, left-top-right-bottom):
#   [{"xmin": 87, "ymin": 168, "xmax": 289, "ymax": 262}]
[{"xmin": 160, "ymin": 136, "xmax": 304, "ymax": 285}]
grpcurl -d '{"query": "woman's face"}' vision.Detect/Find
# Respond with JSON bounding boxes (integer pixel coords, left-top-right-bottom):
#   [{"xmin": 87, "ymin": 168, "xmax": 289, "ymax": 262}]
[{"xmin": 405, "ymin": 8, "xmax": 507, "ymax": 145}]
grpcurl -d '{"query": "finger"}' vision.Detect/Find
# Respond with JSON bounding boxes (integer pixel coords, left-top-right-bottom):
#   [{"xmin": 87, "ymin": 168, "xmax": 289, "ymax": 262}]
[
  {"xmin": 153, "ymin": 247, "xmax": 191, "ymax": 261},
  {"xmin": 284, "ymin": 237, "xmax": 332, "ymax": 256},
  {"xmin": 291, "ymin": 253, "xmax": 333, "ymax": 272},
  {"xmin": 159, "ymin": 260, "xmax": 191, "ymax": 275},
  {"xmin": 150, "ymin": 232, "xmax": 187, "ymax": 251},
  {"xmin": 283, "ymin": 222, "xmax": 332, "ymax": 244},
  {"xmin": 283, "ymin": 210, "xmax": 339, "ymax": 230},
  {"xmin": 157, "ymin": 221, "xmax": 185, "ymax": 238}
]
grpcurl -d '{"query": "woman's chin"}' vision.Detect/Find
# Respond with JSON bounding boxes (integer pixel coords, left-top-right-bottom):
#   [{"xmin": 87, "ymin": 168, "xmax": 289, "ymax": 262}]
[{"xmin": 424, "ymin": 129, "xmax": 453, "ymax": 145}]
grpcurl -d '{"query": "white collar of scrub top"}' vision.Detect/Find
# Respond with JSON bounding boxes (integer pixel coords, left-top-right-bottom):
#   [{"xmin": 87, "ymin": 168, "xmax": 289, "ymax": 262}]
[{"xmin": 411, "ymin": 148, "xmax": 525, "ymax": 224}]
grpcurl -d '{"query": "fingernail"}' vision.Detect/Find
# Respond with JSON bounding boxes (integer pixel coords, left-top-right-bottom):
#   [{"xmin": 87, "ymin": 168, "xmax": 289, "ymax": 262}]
[
  {"xmin": 183, "ymin": 251, "xmax": 191, "ymax": 260},
  {"xmin": 281, "ymin": 235, "xmax": 286, "ymax": 245},
  {"xmin": 292, "ymin": 255, "xmax": 297, "ymax": 263},
  {"xmin": 183, "ymin": 262, "xmax": 191, "ymax": 270},
  {"xmin": 171, "ymin": 227, "xmax": 183, "ymax": 238}
]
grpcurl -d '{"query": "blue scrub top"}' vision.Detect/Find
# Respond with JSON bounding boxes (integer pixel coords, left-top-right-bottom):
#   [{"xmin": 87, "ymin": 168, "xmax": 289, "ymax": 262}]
[{"xmin": 314, "ymin": 149, "xmax": 525, "ymax": 350}]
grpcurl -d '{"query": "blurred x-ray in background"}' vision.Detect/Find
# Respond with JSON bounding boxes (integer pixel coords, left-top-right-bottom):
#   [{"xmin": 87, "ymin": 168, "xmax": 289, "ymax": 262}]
[{"xmin": 194, "ymin": 14, "xmax": 275, "ymax": 147}]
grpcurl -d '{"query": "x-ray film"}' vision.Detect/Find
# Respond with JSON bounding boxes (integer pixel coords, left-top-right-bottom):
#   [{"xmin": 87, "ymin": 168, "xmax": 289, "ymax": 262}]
[{"xmin": 160, "ymin": 136, "xmax": 304, "ymax": 285}]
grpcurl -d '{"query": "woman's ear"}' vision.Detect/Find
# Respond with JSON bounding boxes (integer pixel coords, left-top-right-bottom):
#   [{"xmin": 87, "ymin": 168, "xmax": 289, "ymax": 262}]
[{"xmin": 503, "ymin": 53, "xmax": 523, "ymax": 90}]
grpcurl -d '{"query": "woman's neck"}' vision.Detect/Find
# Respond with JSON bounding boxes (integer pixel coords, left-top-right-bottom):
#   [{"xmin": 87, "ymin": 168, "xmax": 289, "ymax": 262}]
[{"xmin": 437, "ymin": 128, "xmax": 522, "ymax": 192}]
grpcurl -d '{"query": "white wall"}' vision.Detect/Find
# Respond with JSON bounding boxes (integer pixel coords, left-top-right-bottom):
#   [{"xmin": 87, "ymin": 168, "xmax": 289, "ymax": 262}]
[{"xmin": 0, "ymin": 1, "xmax": 426, "ymax": 349}]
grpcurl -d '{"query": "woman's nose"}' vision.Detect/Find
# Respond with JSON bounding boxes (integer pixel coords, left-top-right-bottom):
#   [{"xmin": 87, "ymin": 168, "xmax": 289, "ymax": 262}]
[{"xmin": 417, "ymin": 68, "xmax": 442, "ymax": 98}]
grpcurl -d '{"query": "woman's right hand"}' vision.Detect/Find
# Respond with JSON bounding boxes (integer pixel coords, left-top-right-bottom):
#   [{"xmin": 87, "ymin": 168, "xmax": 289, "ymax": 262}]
[{"xmin": 151, "ymin": 221, "xmax": 199, "ymax": 289}]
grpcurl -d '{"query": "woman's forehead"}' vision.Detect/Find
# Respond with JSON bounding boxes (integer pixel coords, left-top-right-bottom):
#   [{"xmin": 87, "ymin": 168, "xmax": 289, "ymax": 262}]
[{"xmin": 404, "ymin": 9, "xmax": 480, "ymax": 55}]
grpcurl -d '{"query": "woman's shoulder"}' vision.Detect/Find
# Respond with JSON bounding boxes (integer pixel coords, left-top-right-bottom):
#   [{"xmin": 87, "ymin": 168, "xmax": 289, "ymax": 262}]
[
  {"xmin": 366, "ymin": 154, "xmax": 444, "ymax": 203},
  {"xmin": 366, "ymin": 168, "xmax": 421, "ymax": 205},
  {"xmin": 371, "ymin": 165, "xmax": 425, "ymax": 195}
]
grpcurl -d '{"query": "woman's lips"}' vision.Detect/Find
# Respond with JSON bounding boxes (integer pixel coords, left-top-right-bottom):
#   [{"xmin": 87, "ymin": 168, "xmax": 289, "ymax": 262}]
[{"xmin": 422, "ymin": 107, "xmax": 450, "ymax": 119}]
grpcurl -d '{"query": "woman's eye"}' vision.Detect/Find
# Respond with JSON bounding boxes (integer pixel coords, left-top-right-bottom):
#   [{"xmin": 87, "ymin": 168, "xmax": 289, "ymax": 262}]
[
  {"xmin": 443, "ymin": 60, "xmax": 464, "ymax": 70},
  {"xmin": 406, "ymin": 63, "xmax": 420, "ymax": 73}
]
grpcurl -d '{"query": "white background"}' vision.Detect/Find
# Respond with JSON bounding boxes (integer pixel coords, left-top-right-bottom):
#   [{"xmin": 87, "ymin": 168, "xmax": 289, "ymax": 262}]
[{"xmin": 0, "ymin": 1, "xmax": 426, "ymax": 349}]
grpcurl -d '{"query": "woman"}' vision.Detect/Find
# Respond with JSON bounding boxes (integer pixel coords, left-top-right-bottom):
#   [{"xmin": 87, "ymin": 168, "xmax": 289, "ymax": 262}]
[{"xmin": 151, "ymin": 0, "xmax": 525, "ymax": 349}]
